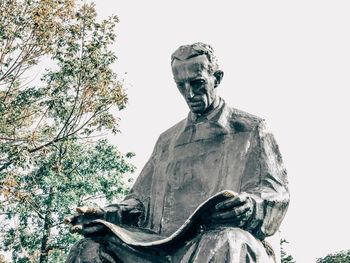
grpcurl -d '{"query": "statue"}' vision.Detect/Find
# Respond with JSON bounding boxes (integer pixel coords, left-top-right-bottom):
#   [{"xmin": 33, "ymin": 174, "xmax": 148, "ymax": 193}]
[{"xmin": 66, "ymin": 42, "xmax": 289, "ymax": 263}]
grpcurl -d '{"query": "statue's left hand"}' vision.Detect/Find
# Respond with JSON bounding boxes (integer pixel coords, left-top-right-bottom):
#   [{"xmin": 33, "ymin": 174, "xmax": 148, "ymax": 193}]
[
  {"xmin": 210, "ymin": 193, "xmax": 254, "ymax": 227},
  {"xmin": 64, "ymin": 206, "xmax": 107, "ymax": 236}
]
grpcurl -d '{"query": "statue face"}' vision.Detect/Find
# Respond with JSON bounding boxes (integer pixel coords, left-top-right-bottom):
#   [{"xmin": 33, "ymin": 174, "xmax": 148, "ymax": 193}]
[{"xmin": 172, "ymin": 55, "xmax": 217, "ymax": 114}]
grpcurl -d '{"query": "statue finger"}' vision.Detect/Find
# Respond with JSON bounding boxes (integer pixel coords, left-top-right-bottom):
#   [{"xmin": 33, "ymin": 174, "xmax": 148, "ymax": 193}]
[
  {"xmin": 215, "ymin": 195, "xmax": 248, "ymax": 210},
  {"xmin": 232, "ymin": 202, "xmax": 251, "ymax": 217},
  {"xmin": 211, "ymin": 210, "xmax": 236, "ymax": 220},
  {"xmin": 238, "ymin": 209, "xmax": 254, "ymax": 227},
  {"xmin": 76, "ymin": 206, "xmax": 105, "ymax": 216},
  {"xmin": 69, "ymin": 224, "xmax": 83, "ymax": 234},
  {"xmin": 64, "ymin": 214, "xmax": 84, "ymax": 225},
  {"xmin": 211, "ymin": 210, "xmax": 252, "ymax": 226},
  {"xmin": 212, "ymin": 204, "xmax": 249, "ymax": 221},
  {"xmin": 64, "ymin": 216, "xmax": 75, "ymax": 225}
]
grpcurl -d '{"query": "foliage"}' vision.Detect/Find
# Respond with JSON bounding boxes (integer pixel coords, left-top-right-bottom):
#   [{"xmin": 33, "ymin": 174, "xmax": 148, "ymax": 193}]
[
  {"xmin": 1, "ymin": 139, "xmax": 134, "ymax": 262},
  {"xmin": 0, "ymin": 0, "xmax": 75, "ymax": 87},
  {"xmin": 280, "ymin": 239, "xmax": 296, "ymax": 263},
  {"xmin": 0, "ymin": 0, "xmax": 126, "ymax": 174},
  {"xmin": 0, "ymin": 0, "xmax": 133, "ymax": 262},
  {"xmin": 316, "ymin": 250, "xmax": 350, "ymax": 263}
]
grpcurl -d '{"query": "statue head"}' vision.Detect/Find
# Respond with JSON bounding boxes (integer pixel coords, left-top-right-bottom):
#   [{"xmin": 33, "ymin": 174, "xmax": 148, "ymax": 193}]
[{"xmin": 171, "ymin": 42, "xmax": 224, "ymax": 115}]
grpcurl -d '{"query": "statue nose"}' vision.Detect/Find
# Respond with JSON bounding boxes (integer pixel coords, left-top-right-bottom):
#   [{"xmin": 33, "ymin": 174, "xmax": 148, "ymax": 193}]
[{"xmin": 185, "ymin": 83, "xmax": 194, "ymax": 99}]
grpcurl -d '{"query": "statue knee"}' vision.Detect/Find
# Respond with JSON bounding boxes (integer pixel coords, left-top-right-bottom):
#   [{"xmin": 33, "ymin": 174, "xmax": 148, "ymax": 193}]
[
  {"xmin": 201, "ymin": 227, "xmax": 273, "ymax": 262},
  {"xmin": 66, "ymin": 238, "xmax": 103, "ymax": 263},
  {"xmin": 67, "ymin": 238, "xmax": 120, "ymax": 263}
]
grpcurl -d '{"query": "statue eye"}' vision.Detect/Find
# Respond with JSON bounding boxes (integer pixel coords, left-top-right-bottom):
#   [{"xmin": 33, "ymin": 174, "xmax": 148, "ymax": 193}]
[
  {"xmin": 190, "ymin": 79, "xmax": 205, "ymax": 90},
  {"xmin": 176, "ymin": 82, "xmax": 185, "ymax": 92}
]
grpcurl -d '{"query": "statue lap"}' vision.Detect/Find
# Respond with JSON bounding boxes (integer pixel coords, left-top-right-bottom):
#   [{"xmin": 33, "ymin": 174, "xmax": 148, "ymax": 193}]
[{"xmin": 66, "ymin": 227, "xmax": 274, "ymax": 263}]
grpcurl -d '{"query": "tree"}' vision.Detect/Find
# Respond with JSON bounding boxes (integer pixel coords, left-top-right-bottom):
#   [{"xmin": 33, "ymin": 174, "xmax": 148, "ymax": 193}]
[
  {"xmin": 280, "ymin": 239, "xmax": 296, "ymax": 263},
  {"xmin": 0, "ymin": 0, "xmax": 127, "ymax": 176},
  {"xmin": 1, "ymin": 139, "xmax": 134, "ymax": 262},
  {"xmin": 316, "ymin": 250, "xmax": 350, "ymax": 263},
  {"xmin": 0, "ymin": 0, "xmax": 76, "ymax": 172},
  {"xmin": 0, "ymin": 1, "xmax": 134, "ymax": 262}
]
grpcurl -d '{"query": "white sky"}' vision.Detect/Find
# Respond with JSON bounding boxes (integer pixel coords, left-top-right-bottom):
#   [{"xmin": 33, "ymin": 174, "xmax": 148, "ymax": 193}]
[{"xmin": 95, "ymin": 1, "xmax": 350, "ymax": 262}]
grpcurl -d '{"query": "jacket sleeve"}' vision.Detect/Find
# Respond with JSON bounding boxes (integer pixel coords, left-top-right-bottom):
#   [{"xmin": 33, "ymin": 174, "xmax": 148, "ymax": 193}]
[
  {"xmin": 240, "ymin": 120, "xmax": 290, "ymax": 240},
  {"xmin": 104, "ymin": 136, "xmax": 161, "ymax": 227}
]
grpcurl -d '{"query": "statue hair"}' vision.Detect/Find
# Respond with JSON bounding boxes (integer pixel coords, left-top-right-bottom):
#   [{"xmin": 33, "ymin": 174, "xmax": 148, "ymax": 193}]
[{"xmin": 171, "ymin": 42, "xmax": 220, "ymax": 73}]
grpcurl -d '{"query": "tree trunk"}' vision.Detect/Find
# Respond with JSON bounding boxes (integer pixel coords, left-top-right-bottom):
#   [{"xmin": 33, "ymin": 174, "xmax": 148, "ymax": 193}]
[{"xmin": 39, "ymin": 188, "xmax": 53, "ymax": 263}]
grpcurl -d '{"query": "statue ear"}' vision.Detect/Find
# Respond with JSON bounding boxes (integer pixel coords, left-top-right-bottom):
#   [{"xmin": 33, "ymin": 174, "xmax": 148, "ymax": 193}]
[{"xmin": 214, "ymin": 70, "xmax": 224, "ymax": 88}]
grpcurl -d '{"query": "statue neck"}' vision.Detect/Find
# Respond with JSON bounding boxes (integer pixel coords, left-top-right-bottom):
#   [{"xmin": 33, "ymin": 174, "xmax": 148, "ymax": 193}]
[{"xmin": 197, "ymin": 96, "xmax": 220, "ymax": 117}]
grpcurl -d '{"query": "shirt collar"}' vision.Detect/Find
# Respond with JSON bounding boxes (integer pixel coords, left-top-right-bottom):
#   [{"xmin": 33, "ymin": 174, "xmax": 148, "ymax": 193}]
[{"xmin": 189, "ymin": 98, "xmax": 224, "ymax": 123}]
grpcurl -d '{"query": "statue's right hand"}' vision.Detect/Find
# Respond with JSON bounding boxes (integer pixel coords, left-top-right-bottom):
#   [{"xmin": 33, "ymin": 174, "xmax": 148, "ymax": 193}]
[{"xmin": 64, "ymin": 206, "xmax": 107, "ymax": 236}]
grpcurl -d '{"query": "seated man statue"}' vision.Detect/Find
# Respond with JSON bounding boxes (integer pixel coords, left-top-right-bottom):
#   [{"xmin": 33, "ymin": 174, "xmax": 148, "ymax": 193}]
[{"xmin": 66, "ymin": 42, "xmax": 289, "ymax": 263}]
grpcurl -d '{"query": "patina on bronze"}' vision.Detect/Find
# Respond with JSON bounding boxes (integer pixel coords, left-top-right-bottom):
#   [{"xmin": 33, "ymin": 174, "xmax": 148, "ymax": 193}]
[{"xmin": 66, "ymin": 43, "xmax": 289, "ymax": 263}]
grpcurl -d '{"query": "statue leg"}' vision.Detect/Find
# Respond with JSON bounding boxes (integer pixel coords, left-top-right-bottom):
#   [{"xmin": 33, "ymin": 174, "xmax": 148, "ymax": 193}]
[
  {"xmin": 173, "ymin": 227, "xmax": 275, "ymax": 263},
  {"xmin": 66, "ymin": 237, "xmax": 168, "ymax": 263},
  {"xmin": 66, "ymin": 237, "xmax": 120, "ymax": 263},
  {"xmin": 66, "ymin": 228, "xmax": 275, "ymax": 263}
]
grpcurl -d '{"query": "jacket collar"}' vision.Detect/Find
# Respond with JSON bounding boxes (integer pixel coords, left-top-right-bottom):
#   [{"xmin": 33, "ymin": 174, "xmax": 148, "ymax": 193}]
[{"xmin": 189, "ymin": 98, "xmax": 224, "ymax": 123}]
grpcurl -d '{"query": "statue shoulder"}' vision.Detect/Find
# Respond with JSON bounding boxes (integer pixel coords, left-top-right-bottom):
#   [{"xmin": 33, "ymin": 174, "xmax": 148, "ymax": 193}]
[
  {"xmin": 156, "ymin": 117, "xmax": 187, "ymax": 144},
  {"xmin": 227, "ymin": 106, "xmax": 265, "ymax": 133}
]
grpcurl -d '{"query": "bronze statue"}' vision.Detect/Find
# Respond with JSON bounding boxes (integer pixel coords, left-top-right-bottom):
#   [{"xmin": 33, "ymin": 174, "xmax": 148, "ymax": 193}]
[{"xmin": 66, "ymin": 42, "xmax": 289, "ymax": 263}]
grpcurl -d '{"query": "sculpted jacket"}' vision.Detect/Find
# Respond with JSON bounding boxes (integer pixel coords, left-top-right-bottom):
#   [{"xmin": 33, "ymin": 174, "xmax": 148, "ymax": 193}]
[{"xmin": 120, "ymin": 99, "xmax": 289, "ymax": 241}]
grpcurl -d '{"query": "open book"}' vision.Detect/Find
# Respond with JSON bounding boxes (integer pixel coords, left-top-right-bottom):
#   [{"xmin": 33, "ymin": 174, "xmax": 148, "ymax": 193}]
[{"xmin": 89, "ymin": 190, "xmax": 237, "ymax": 248}]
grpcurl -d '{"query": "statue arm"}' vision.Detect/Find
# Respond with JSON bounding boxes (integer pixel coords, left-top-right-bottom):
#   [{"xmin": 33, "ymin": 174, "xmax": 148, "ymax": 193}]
[
  {"xmin": 104, "ymin": 136, "xmax": 162, "ymax": 227},
  {"xmin": 102, "ymin": 159, "xmax": 155, "ymax": 227},
  {"xmin": 240, "ymin": 120, "xmax": 290, "ymax": 240}
]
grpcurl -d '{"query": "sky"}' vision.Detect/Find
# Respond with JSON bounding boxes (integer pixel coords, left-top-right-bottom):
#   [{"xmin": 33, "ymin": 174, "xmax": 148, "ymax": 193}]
[{"xmin": 94, "ymin": 1, "xmax": 350, "ymax": 262}]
